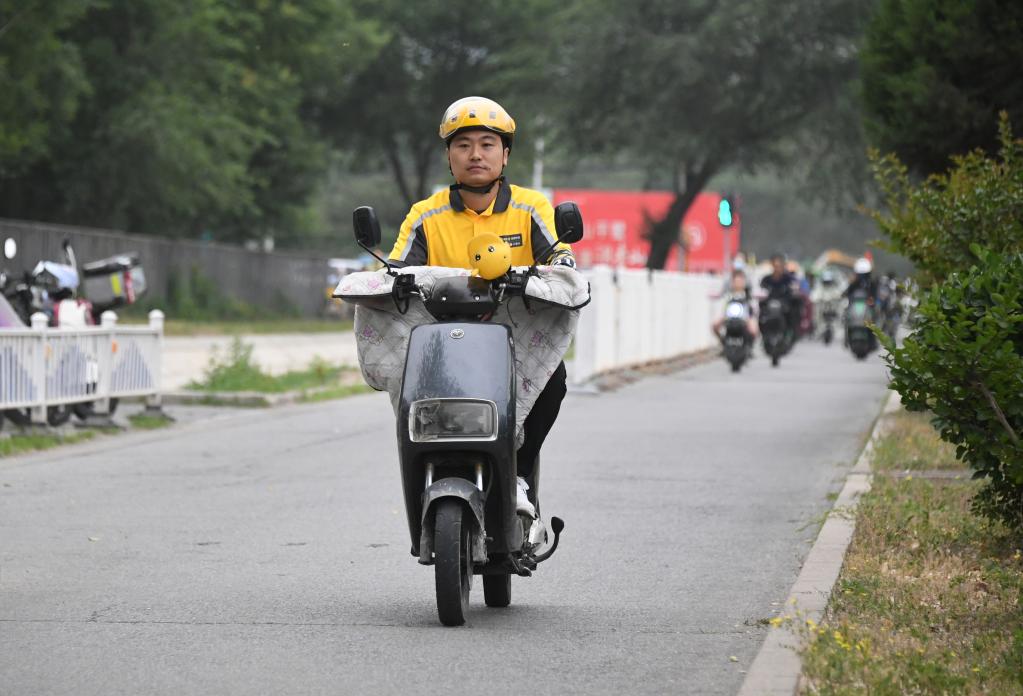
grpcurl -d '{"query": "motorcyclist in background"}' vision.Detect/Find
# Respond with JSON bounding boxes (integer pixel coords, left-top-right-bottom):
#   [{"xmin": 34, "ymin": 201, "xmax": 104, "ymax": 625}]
[
  {"xmin": 760, "ymin": 253, "xmax": 800, "ymax": 336},
  {"xmin": 386, "ymin": 96, "xmax": 575, "ymax": 519},
  {"xmin": 843, "ymin": 257, "xmax": 878, "ymax": 304},
  {"xmin": 712, "ymin": 268, "xmax": 758, "ymax": 342},
  {"xmin": 811, "ymin": 268, "xmax": 844, "ymax": 328}
]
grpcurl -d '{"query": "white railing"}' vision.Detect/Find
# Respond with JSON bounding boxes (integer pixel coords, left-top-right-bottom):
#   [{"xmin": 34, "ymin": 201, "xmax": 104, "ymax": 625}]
[
  {"xmin": 572, "ymin": 267, "xmax": 721, "ymax": 384},
  {"xmin": 0, "ymin": 310, "xmax": 164, "ymax": 423}
]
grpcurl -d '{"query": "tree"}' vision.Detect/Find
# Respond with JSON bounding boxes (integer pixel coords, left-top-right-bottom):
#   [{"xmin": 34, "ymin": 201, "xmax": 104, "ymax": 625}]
[
  {"xmin": 861, "ymin": 0, "xmax": 1023, "ymax": 177},
  {"xmin": 0, "ymin": 0, "xmax": 91, "ymax": 179},
  {"xmin": 868, "ymin": 114, "xmax": 1023, "ymax": 284},
  {"xmin": 0, "ymin": 0, "xmax": 380, "ymax": 244},
  {"xmin": 318, "ymin": 0, "xmax": 555, "ymax": 209},
  {"xmin": 558, "ymin": 0, "xmax": 869, "ymax": 269}
]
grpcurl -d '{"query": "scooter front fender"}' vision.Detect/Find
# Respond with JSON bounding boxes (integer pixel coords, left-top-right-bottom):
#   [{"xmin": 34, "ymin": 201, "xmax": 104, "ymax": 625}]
[{"xmin": 419, "ymin": 478, "xmax": 487, "ymax": 565}]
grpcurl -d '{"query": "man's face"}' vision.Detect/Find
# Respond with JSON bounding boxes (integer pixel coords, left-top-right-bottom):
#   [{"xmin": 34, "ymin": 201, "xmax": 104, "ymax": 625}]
[
  {"xmin": 447, "ymin": 130, "xmax": 508, "ymax": 187},
  {"xmin": 772, "ymin": 258, "xmax": 784, "ymax": 276},
  {"xmin": 731, "ymin": 273, "xmax": 747, "ymax": 292}
]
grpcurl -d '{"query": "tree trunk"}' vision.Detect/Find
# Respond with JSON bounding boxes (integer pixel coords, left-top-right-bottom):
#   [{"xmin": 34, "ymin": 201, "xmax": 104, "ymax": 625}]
[
  {"xmin": 384, "ymin": 136, "xmax": 414, "ymax": 208},
  {"xmin": 413, "ymin": 141, "xmax": 436, "ymax": 202},
  {"xmin": 645, "ymin": 164, "xmax": 714, "ymax": 270}
]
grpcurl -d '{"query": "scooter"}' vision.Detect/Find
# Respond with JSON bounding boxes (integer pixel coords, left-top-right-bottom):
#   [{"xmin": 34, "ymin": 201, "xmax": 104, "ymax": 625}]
[
  {"xmin": 759, "ymin": 295, "xmax": 791, "ymax": 367},
  {"xmin": 820, "ymin": 299, "xmax": 838, "ymax": 346},
  {"xmin": 845, "ymin": 289, "xmax": 877, "ymax": 360},
  {"xmin": 722, "ymin": 296, "xmax": 753, "ymax": 373},
  {"xmin": 337, "ymin": 204, "xmax": 584, "ymax": 626}
]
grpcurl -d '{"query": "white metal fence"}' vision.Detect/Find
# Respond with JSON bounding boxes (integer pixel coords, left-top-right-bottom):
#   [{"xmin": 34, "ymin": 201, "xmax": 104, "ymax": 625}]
[
  {"xmin": 0, "ymin": 310, "xmax": 164, "ymax": 423},
  {"xmin": 572, "ymin": 267, "xmax": 721, "ymax": 384}
]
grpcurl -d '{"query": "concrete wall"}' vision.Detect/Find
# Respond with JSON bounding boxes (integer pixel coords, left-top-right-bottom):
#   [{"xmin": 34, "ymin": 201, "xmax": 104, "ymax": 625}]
[
  {"xmin": 572, "ymin": 267, "xmax": 721, "ymax": 383},
  {"xmin": 0, "ymin": 219, "xmax": 329, "ymax": 316}
]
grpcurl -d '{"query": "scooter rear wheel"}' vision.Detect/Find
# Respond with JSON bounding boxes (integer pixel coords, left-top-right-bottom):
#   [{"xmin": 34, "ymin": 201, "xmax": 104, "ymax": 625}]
[
  {"xmin": 434, "ymin": 500, "xmax": 472, "ymax": 626},
  {"xmin": 483, "ymin": 574, "xmax": 511, "ymax": 607}
]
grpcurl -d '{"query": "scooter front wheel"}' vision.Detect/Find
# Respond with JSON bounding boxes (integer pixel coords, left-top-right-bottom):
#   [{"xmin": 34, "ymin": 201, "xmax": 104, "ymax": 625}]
[{"xmin": 434, "ymin": 500, "xmax": 472, "ymax": 626}]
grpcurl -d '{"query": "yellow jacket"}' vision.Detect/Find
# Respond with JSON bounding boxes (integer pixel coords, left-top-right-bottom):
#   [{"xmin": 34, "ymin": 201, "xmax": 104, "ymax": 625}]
[{"xmin": 388, "ymin": 179, "xmax": 573, "ymax": 268}]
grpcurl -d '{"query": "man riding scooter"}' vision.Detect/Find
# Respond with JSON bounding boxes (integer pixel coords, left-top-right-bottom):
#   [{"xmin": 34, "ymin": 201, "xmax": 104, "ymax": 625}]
[
  {"xmin": 387, "ymin": 96, "xmax": 576, "ymax": 520},
  {"xmin": 760, "ymin": 254, "xmax": 799, "ymax": 335}
]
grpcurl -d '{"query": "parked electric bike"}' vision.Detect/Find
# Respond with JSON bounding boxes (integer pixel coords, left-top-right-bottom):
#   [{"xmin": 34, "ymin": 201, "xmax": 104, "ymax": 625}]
[
  {"xmin": 845, "ymin": 288, "xmax": 877, "ymax": 360},
  {"xmin": 336, "ymin": 204, "xmax": 585, "ymax": 626},
  {"xmin": 722, "ymin": 295, "xmax": 753, "ymax": 372}
]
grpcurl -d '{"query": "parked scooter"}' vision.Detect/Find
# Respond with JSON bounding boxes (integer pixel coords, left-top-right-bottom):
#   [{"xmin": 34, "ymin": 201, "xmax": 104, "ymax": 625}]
[
  {"xmin": 0, "ymin": 238, "xmax": 76, "ymax": 426},
  {"xmin": 336, "ymin": 204, "xmax": 585, "ymax": 626},
  {"xmin": 722, "ymin": 295, "xmax": 753, "ymax": 373},
  {"xmin": 845, "ymin": 288, "xmax": 877, "ymax": 360}
]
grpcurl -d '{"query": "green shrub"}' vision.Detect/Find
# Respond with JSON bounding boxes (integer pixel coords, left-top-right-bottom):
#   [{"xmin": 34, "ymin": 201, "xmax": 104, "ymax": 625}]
[
  {"xmin": 883, "ymin": 247, "xmax": 1023, "ymax": 530},
  {"xmin": 868, "ymin": 113, "xmax": 1023, "ymax": 285}
]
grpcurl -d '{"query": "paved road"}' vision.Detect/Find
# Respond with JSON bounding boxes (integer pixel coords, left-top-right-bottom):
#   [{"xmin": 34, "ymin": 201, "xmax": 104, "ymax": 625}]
[{"xmin": 0, "ymin": 342, "xmax": 889, "ymax": 695}]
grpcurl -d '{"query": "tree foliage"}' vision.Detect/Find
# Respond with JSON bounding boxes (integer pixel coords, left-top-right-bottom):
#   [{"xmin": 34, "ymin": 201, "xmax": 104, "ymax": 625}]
[
  {"xmin": 558, "ymin": 0, "xmax": 868, "ymax": 268},
  {"xmin": 861, "ymin": 0, "xmax": 1023, "ymax": 177},
  {"xmin": 0, "ymin": 0, "xmax": 380, "ymax": 244},
  {"xmin": 884, "ymin": 247, "xmax": 1023, "ymax": 530},
  {"xmin": 317, "ymin": 0, "xmax": 551, "ymax": 208},
  {"xmin": 868, "ymin": 114, "xmax": 1023, "ymax": 285},
  {"xmin": 877, "ymin": 119, "xmax": 1023, "ymax": 530}
]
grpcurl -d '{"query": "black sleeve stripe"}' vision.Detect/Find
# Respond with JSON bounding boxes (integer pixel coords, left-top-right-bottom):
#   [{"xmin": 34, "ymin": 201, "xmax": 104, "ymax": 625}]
[
  {"xmin": 403, "ymin": 225, "xmax": 428, "ymax": 266},
  {"xmin": 530, "ymin": 217, "xmax": 552, "ymax": 264}
]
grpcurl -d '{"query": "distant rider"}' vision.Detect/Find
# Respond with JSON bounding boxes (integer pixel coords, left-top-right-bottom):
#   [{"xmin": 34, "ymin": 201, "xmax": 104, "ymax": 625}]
[
  {"xmin": 386, "ymin": 96, "xmax": 575, "ymax": 519},
  {"xmin": 759, "ymin": 253, "xmax": 800, "ymax": 335},
  {"xmin": 843, "ymin": 257, "xmax": 878, "ymax": 305},
  {"xmin": 712, "ymin": 268, "xmax": 758, "ymax": 342},
  {"xmin": 811, "ymin": 268, "xmax": 843, "ymax": 329}
]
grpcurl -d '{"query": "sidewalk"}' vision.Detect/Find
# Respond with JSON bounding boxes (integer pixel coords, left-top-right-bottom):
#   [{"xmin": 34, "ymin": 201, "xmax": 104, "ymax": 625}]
[{"xmin": 163, "ymin": 331, "xmax": 358, "ymax": 390}]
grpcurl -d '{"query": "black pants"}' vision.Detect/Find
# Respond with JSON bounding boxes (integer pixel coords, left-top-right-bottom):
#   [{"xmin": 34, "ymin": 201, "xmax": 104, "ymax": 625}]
[{"xmin": 516, "ymin": 362, "xmax": 567, "ymax": 479}]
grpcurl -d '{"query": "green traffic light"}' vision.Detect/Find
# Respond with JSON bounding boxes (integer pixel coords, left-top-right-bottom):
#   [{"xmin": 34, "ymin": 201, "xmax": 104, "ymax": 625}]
[{"xmin": 718, "ymin": 198, "xmax": 733, "ymax": 227}]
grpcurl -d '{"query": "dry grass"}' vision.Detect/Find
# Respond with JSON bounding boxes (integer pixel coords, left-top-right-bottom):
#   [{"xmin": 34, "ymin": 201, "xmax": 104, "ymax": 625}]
[
  {"xmin": 871, "ymin": 410, "xmax": 962, "ymax": 472},
  {"xmin": 800, "ymin": 411, "xmax": 1023, "ymax": 694}
]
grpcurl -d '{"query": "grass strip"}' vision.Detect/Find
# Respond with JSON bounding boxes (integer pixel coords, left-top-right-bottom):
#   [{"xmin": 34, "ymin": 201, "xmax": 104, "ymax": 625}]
[
  {"xmin": 799, "ymin": 412, "xmax": 1023, "ymax": 694},
  {"xmin": 0, "ymin": 431, "xmax": 96, "ymax": 458},
  {"xmin": 127, "ymin": 413, "xmax": 174, "ymax": 430},
  {"xmin": 186, "ymin": 338, "xmax": 360, "ymax": 394}
]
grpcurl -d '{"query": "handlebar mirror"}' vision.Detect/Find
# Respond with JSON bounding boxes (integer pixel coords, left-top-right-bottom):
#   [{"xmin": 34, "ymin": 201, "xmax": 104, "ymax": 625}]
[
  {"xmin": 353, "ymin": 206, "xmax": 382, "ymax": 249},
  {"xmin": 553, "ymin": 202, "xmax": 584, "ymax": 245},
  {"xmin": 3, "ymin": 238, "xmax": 16, "ymax": 260}
]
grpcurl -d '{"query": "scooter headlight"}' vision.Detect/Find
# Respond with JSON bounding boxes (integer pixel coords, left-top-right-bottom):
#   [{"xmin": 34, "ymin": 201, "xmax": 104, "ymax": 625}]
[
  {"xmin": 725, "ymin": 301, "xmax": 747, "ymax": 320},
  {"xmin": 409, "ymin": 399, "xmax": 497, "ymax": 442}
]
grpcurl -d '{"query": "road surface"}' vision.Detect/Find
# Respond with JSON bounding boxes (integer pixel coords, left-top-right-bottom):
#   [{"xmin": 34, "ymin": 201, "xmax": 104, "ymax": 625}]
[{"xmin": 0, "ymin": 342, "xmax": 889, "ymax": 695}]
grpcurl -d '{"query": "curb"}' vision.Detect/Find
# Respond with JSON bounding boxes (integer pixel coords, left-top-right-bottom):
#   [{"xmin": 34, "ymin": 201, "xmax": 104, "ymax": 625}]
[
  {"xmin": 737, "ymin": 389, "xmax": 901, "ymax": 696},
  {"xmin": 570, "ymin": 347, "xmax": 719, "ymax": 393}
]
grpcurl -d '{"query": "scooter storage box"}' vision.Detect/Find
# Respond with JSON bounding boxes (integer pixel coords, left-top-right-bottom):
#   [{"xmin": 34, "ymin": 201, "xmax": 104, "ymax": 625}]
[{"xmin": 81, "ymin": 253, "xmax": 147, "ymax": 308}]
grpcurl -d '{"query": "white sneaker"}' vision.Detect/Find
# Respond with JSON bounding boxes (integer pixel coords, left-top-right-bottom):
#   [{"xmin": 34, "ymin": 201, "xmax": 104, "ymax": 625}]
[{"xmin": 516, "ymin": 476, "xmax": 537, "ymax": 518}]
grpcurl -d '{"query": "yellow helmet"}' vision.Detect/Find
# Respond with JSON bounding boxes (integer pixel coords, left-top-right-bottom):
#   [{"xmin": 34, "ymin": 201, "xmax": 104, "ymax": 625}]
[
  {"xmin": 467, "ymin": 233, "xmax": 512, "ymax": 280},
  {"xmin": 439, "ymin": 96, "xmax": 516, "ymax": 147}
]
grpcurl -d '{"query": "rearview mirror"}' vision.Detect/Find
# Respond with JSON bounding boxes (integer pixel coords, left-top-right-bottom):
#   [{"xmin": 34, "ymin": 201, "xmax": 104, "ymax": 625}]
[
  {"xmin": 553, "ymin": 202, "xmax": 584, "ymax": 244},
  {"xmin": 3, "ymin": 238, "xmax": 16, "ymax": 260},
  {"xmin": 353, "ymin": 206, "xmax": 382, "ymax": 249}
]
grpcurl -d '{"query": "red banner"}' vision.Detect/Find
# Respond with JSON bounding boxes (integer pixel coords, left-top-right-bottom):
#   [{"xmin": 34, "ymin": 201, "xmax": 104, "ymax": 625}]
[{"xmin": 552, "ymin": 189, "xmax": 741, "ymax": 272}]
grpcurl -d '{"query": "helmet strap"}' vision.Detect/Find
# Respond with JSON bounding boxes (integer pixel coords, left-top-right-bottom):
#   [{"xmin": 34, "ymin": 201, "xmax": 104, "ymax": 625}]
[{"xmin": 452, "ymin": 174, "xmax": 505, "ymax": 195}]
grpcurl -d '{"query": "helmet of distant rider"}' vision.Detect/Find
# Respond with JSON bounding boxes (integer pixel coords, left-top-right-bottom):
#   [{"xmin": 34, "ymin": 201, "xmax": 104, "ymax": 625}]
[
  {"xmin": 439, "ymin": 97, "xmax": 516, "ymax": 150},
  {"xmin": 854, "ymin": 257, "xmax": 873, "ymax": 275}
]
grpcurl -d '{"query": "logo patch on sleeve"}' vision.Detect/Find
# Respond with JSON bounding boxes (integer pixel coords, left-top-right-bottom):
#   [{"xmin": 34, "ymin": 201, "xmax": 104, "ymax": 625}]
[{"xmin": 500, "ymin": 233, "xmax": 523, "ymax": 248}]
